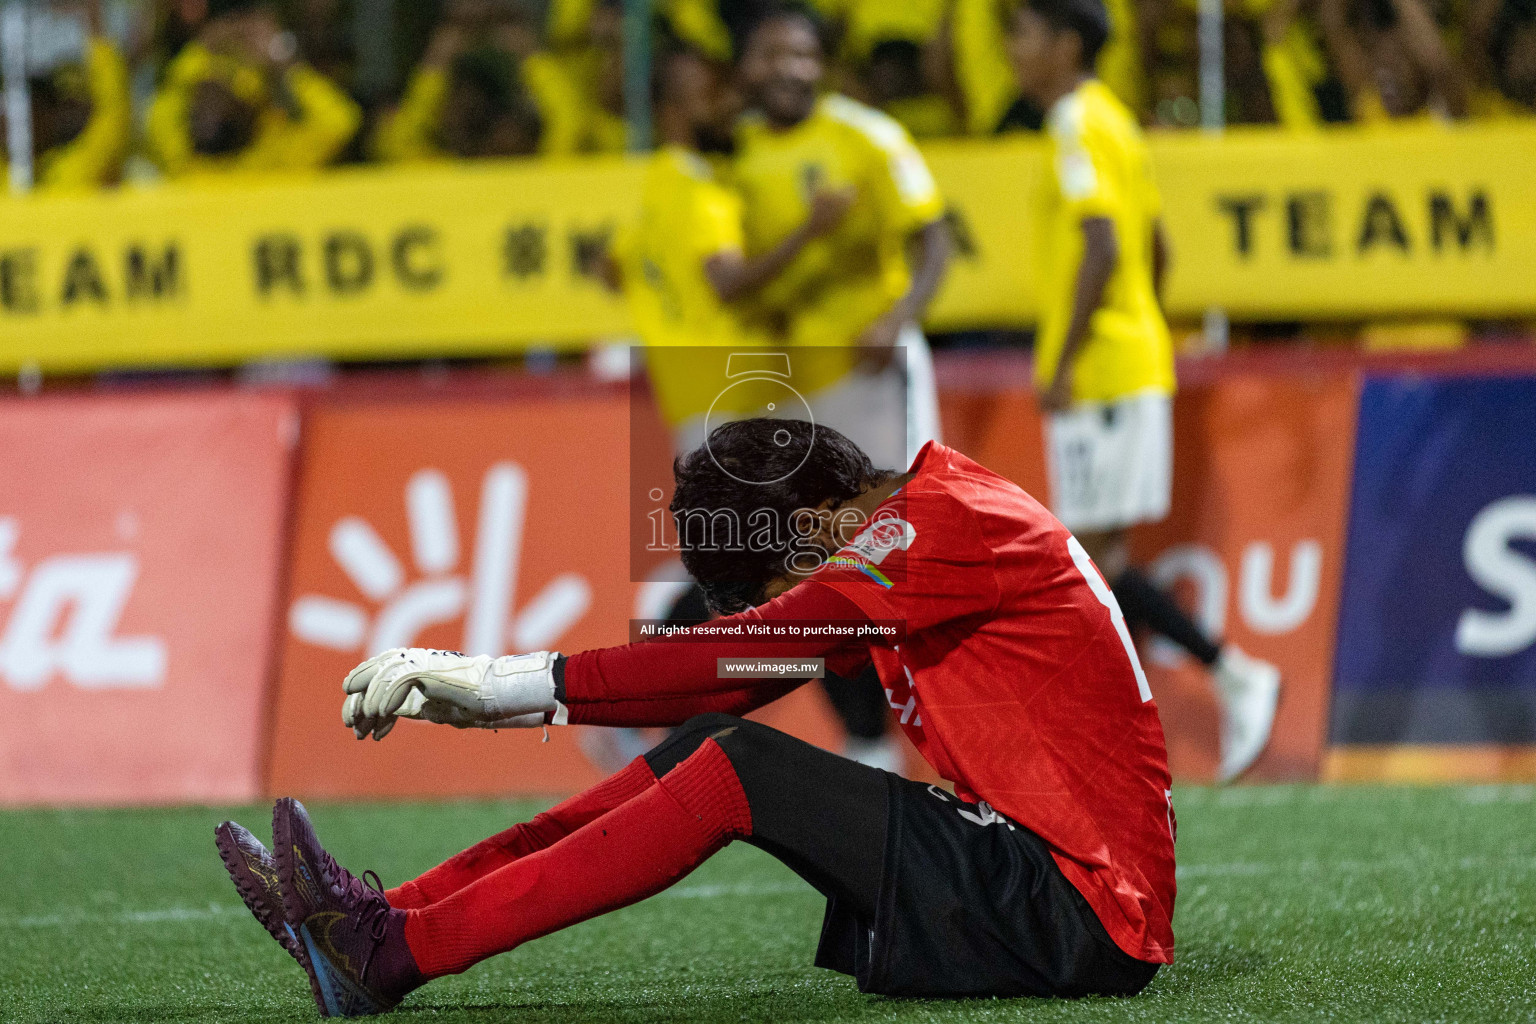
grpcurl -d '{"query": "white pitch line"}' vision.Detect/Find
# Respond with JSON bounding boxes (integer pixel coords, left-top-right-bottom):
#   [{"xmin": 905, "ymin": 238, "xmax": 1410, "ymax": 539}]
[
  {"xmin": 1176, "ymin": 853, "xmax": 1536, "ymax": 880},
  {"xmin": 1457, "ymin": 785, "xmax": 1535, "ymax": 804},
  {"xmin": 5, "ymin": 903, "xmax": 246, "ymax": 930},
  {"xmin": 7, "ymin": 853, "xmax": 1535, "ymax": 931},
  {"xmin": 1175, "ymin": 784, "xmax": 1536, "ymax": 808},
  {"xmin": 658, "ymin": 881, "xmax": 810, "ymax": 900},
  {"xmin": 0, "ymin": 884, "xmax": 814, "ymax": 930}
]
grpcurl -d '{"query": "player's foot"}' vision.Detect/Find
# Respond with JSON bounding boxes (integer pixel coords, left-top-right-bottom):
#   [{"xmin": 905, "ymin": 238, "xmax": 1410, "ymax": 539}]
[
  {"xmin": 214, "ymin": 821, "xmax": 323, "ymax": 1001},
  {"xmin": 273, "ymin": 797, "xmax": 424, "ymax": 1017},
  {"xmin": 1213, "ymin": 646, "xmax": 1281, "ymax": 783}
]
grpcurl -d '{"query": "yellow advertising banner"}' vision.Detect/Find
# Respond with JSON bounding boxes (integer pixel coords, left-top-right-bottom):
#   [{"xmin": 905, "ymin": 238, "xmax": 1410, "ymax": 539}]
[
  {"xmin": 1152, "ymin": 123, "xmax": 1536, "ymax": 320},
  {"xmin": 1, "ymin": 123, "xmax": 1532, "ymax": 372},
  {"xmin": 0, "ymin": 158, "xmax": 644, "ymax": 371}
]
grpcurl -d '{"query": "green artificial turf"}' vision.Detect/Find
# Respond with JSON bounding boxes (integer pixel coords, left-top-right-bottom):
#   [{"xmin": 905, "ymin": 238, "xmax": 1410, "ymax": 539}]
[{"xmin": 2, "ymin": 784, "xmax": 1533, "ymax": 1022}]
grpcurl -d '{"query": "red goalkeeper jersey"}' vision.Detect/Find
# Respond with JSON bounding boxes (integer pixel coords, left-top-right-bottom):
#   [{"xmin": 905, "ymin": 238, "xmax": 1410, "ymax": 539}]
[
  {"xmin": 804, "ymin": 442, "xmax": 1175, "ymax": 964},
  {"xmin": 564, "ymin": 442, "xmax": 1175, "ymax": 963}
]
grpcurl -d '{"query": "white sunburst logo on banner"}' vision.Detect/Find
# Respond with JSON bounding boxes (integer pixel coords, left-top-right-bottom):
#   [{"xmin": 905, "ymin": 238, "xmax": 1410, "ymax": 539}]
[{"xmin": 288, "ymin": 464, "xmax": 592, "ymax": 657}]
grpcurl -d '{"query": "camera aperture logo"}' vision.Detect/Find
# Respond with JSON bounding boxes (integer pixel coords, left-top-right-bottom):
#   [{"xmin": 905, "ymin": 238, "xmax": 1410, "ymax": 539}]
[{"xmin": 705, "ymin": 352, "xmax": 816, "ymax": 486}]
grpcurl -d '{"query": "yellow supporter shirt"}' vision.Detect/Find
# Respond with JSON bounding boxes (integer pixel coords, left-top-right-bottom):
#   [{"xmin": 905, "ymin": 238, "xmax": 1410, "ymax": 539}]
[
  {"xmin": 373, "ymin": 55, "xmax": 589, "ymax": 161},
  {"xmin": 371, "ymin": 67, "xmax": 451, "ymax": 161},
  {"xmin": 733, "ymin": 94, "xmax": 945, "ymax": 348},
  {"xmin": 842, "ymin": 0, "xmax": 946, "ymax": 59},
  {"xmin": 617, "ymin": 146, "xmax": 771, "ymax": 427},
  {"xmin": 661, "ymin": 0, "xmax": 733, "ymax": 60},
  {"xmin": 549, "ymin": 0, "xmax": 730, "ymax": 59},
  {"xmin": 1035, "ymin": 79, "xmax": 1174, "ymax": 403},
  {"xmin": 1263, "ymin": 36, "xmax": 1323, "ymax": 128},
  {"xmin": 953, "ymin": 0, "xmax": 1018, "ymax": 135},
  {"xmin": 885, "ymin": 93, "xmax": 961, "ymax": 139},
  {"xmin": 146, "ymin": 44, "xmax": 360, "ymax": 178},
  {"xmin": 1469, "ymin": 87, "xmax": 1534, "ymax": 120},
  {"xmin": 954, "ymin": 0, "xmax": 1143, "ymax": 134},
  {"xmin": 35, "ymin": 39, "xmax": 130, "ymax": 191},
  {"xmin": 1098, "ymin": 0, "xmax": 1145, "ymax": 116}
]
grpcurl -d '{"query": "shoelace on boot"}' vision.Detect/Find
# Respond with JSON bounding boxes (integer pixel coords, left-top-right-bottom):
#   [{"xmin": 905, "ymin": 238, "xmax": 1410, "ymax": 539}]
[
  {"xmin": 333, "ymin": 868, "xmax": 393, "ymax": 983},
  {"xmin": 317, "ymin": 843, "xmax": 361, "ymax": 896}
]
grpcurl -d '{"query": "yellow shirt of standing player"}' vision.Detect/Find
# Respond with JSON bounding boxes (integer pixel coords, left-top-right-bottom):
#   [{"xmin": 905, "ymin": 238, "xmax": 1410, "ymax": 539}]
[
  {"xmin": 615, "ymin": 146, "xmax": 768, "ymax": 427},
  {"xmin": 1035, "ymin": 79, "xmax": 1174, "ymax": 404},
  {"xmin": 733, "ymin": 94, "xmax": 945, "ymax": 347}
]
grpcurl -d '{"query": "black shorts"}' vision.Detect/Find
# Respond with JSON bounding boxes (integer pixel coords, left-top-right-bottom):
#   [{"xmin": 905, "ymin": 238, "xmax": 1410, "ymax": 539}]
[{"xmin": 813, "ymin": 774, "xmax": 1161, "ymax": 998}]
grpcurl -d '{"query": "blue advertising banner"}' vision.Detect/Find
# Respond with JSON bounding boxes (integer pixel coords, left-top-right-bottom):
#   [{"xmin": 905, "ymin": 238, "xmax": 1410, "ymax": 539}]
[{"xmin": 1331, "ymin": 376, "xmax": 1536, "ymax": 744}]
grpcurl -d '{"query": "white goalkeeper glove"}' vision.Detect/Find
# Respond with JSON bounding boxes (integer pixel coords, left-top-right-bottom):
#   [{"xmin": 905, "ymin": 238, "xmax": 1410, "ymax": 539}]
[{"xmin": 340, "ymin": 647, "xmax": 565, "ymax": 740}]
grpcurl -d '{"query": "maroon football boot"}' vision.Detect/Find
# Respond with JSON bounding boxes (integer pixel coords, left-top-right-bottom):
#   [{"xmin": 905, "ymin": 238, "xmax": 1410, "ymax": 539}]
[
  {"xmin": 214, "ymin": 821, "xmax": 325, "ymax": 1006},
  {"xmin": 272, "ymin": 798, "xmax": 424, "ymax": 1017}
]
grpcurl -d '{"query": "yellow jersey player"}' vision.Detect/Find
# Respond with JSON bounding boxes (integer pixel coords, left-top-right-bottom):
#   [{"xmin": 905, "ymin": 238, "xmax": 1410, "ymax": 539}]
[
  {"xmin": 1007, "ymin": 0, "xmax": 1281, "ymax": 782},
  {"xmin": 605, "ymin": 46, "xmax": 857, "ymax": 448},
  {"xmin": 732, "ymin": 4, "xmax": 954, "ymax": 470}
]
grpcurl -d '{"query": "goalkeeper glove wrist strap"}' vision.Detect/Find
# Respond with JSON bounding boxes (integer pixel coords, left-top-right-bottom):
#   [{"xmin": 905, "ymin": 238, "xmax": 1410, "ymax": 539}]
[{"xmin": 483, "ymin": 650, "xmax": 561, "ymax": 719}]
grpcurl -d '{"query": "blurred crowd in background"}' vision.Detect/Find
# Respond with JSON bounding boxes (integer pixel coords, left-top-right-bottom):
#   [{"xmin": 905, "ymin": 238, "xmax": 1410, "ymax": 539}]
[{"xmin": 4, "ymin": 0, "xmax": 1534, "ymax": 193}]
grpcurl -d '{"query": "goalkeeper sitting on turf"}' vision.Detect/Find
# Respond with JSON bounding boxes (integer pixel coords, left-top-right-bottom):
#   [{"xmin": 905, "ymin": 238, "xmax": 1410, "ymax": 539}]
[{"xmin": 217, "ymin": 419, "xmax": 1176, "ymax": 1016}]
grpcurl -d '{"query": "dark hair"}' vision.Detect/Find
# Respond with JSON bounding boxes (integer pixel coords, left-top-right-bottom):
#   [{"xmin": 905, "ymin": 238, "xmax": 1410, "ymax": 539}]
[
  {"xmin": 1355, "ymin": 0, "xmax": 1399, "ymax": 31},
  {"xmin": 1024, "ymin": 0, "xmax": 1111, "ymax": 68},
  {"xmin": 735, "ymin": 2, "xmax": 828, "ymax": 62},
  {"xmin": 443, "ymin": 48, "xmax": 544, "ymax": 153},
  {"xmin": 868, "ymin": 38, "xmax": 926, "ymax": 99},
  {"xmin": 671, "ymin": 418, "xmax": 883, "ymax": 613},
  {"xmin": 1490, "ymin": 0, "xmax": 1536, "ymax": 81},
  {"xmin": 189, "ymin": 80, "xmax": 258, "ymax": 156},
  {"xmin": 208, "ymin": 0, "xmax": 270, "ymax": 16},
  {"xmin": 450, "ymin": 48, "xmax": 522, "ymax": 113}
]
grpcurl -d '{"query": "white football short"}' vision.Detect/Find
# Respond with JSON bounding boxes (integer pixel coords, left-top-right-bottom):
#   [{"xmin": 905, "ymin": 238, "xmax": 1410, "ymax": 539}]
[{"xmin": 1044, "ymin": 391, "xmax": 1172, "ymax": 533}]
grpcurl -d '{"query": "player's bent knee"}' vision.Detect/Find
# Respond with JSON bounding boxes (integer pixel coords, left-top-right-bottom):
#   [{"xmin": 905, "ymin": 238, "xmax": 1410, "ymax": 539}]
[
  {"xmin": 644, "ymin": 714, "xmax": 746, "ymax": 776},
  {"xmin": 701, "ymin": 719, "xmax": 795, "ymax": 778},
  {"xmin": 679, "ymin": 713, "xmax": 744, "ymax": 744}
]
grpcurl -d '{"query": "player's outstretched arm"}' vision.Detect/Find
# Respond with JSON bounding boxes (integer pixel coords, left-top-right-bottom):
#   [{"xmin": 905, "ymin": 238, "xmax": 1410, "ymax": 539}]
[
  {"xmin": 901, "ymin": 217, "xmax": 955, "ymax": 325},
  {"xmin": 339, "ymin": 584, "xmax": 873, "ymax": 737},
  {"xmin": 564, "ymin": 582, "xmax": 873, "ymax": 705},
  {"xmin": 561, "ymin": 679, "xmax": 803, "ymax": 727}
]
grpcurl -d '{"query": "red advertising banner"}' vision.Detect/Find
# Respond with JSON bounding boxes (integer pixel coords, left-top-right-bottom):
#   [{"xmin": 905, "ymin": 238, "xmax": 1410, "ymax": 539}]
[
  {"xmin": 0, "ymin": 393, "xmax": 295, "ymax": 805},
  {"xmin": 269, "ymin": 397, "xmax": 631, "ymax": 799},
  {"xmin": 1130, "ymin": 373, "xmax": 1357, "ymax": 781},
  {"xmin": 941, "ymin": 369, "xmax": 1357, "ymax": 781}
]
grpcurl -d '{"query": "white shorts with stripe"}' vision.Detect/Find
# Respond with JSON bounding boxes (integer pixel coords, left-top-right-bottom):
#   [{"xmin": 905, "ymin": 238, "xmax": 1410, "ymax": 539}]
[{"xmin": 1044, "ymin": 391, "xmax": 1172, "ymax": 533}]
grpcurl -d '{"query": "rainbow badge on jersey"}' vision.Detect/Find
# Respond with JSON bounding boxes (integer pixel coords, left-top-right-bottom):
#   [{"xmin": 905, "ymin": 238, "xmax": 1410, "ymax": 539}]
[
  {"xmin": 824, "ymin": 516, "xmax": 916, "ymax": 588},
  {"xmin": 826, "ymin": 554, "xmax": 895, "ymax": 588}
]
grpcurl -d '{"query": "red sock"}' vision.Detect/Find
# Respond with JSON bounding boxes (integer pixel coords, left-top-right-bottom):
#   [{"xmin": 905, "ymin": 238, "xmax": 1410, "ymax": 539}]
[
  {"xmin": 403, "ymin": 740, "xmax": 750, "ymax": 977},
  {"xmin": 387, "ymin": 756, "xmax": 657, "ymax": 910}
]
